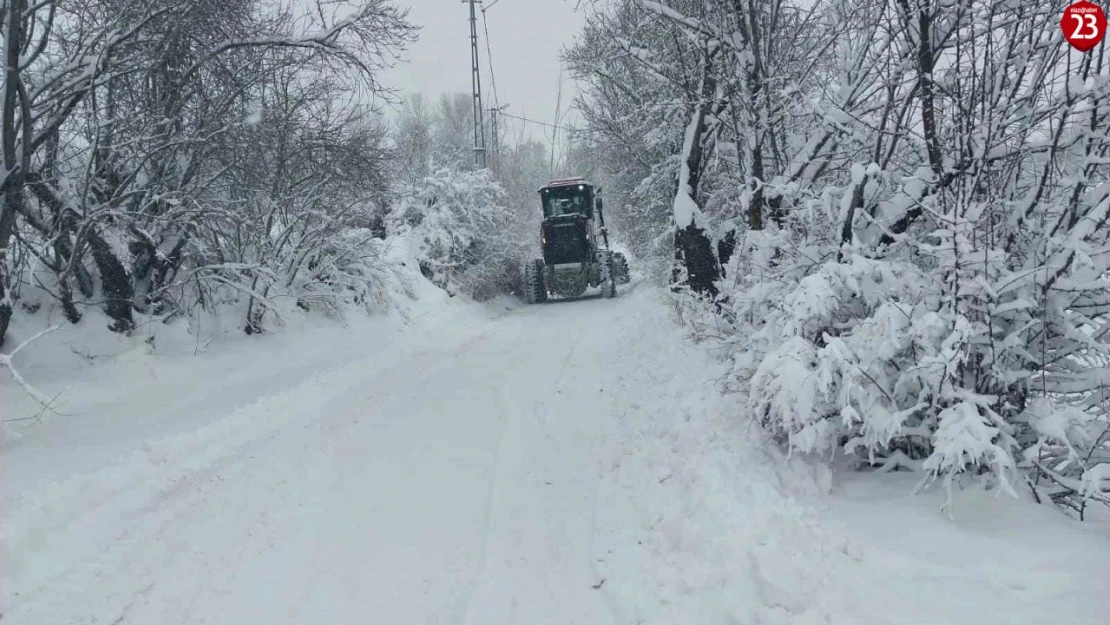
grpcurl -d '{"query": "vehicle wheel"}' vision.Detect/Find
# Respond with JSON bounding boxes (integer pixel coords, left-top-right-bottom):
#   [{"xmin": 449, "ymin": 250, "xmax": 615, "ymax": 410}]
[
  {"xmin": 613, "ymin": 252, "xmax": 630, "ymax": 284},
  {"xmin": 522, "ymin": 258, "xmax": 547, "ymax": 303},
  {"xmin": 600, "ymin": 257, "xmax": 617, "ymax": 298}
]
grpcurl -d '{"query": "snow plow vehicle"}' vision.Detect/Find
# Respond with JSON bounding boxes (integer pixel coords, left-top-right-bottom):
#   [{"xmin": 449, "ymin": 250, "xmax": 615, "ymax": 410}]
[{"xmin": 520, "ymin": 177, "xmax": 630, "ymax": 303}]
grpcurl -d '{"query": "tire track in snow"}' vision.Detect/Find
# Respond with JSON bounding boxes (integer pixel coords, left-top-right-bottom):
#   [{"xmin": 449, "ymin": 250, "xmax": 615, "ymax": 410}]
[
  {"xmin": 454, "ymin": 291, "xmax": 630, "ymax": 625},
  {"xmin": 6, "ymin": 282, "xmax": 663, "ymax": 625},
  {"xmin": 588, "ymin": 439, "xmax": 627, "ymax": 625},
  {"xmin": 5, "ymin": 310, "xmax": 521, "ymax": 624},
  {"xmin": 584, "ymin": 299, "xmax": 640, "ymax": 625},
  {"xmin": 585, "ymin": 287, "xmax": 653, "ymax": 625},
  {"xmin": 534, "ymin": 337, "xmax": 577, "ymax": 426},
  {"xmin": 455, "ymin": 382, "xmax": 513, "ymax": 625}
]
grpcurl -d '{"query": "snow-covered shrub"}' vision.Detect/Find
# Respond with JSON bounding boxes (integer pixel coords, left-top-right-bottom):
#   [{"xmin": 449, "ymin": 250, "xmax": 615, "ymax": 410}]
[
  {"xmin": 719, "ymin": 209, "xmax": 1109, "ymax": 516},
  {"xmin": 287, "ymin": 228, "xmax": 404, "ymax": 318},
  {"xmin": 388, "ymin": 167, "xmax": 528, "ymax": 300}
]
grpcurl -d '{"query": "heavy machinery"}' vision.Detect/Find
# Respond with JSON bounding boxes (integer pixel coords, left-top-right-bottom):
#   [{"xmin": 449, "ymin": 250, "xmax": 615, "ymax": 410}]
[{"xmin": 521, "ymin": 177, "xmax": 630, "ymax": 303}]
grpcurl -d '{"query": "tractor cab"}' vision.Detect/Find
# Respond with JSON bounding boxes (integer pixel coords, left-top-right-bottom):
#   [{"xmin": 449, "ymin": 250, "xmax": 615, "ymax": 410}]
[
  {"xmin": 538, "ymin": 178, "xmax": 597, "ymax": 267},
  {"xmin": 540, "ymin": 178, "xmax": 595, "ymax": 219}
]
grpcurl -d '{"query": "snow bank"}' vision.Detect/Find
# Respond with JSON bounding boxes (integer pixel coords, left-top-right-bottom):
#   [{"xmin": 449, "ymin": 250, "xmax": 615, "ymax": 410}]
[
  {"xmin": 592, "ymin": 289, "xmax": 1110, "ymax": 625},
  {"xmin": 1, "ymin": 231, "xmax": 511, "ymax": 491}
]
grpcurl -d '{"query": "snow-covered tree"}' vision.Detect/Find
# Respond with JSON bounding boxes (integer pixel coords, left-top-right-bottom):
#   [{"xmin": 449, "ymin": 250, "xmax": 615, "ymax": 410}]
[
  {"xmin": 388, "ymin": 167, "xmax": 525, "ymax": 300},
  {"xmin": 0, "ymin": 0, "xmax": 415, "ymax": 341},
  {"xmin": 394, "ymin": 93, "xmax": 435, "ymax": 184},
  {"xmin": 571, "ymin": 0, "xmax": 1110, "ymax": 516}
]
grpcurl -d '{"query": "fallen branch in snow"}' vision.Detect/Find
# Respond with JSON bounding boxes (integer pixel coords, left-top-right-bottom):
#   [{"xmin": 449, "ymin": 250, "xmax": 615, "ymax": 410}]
[
  {"xmin": 1, "ymin": 326, "xmax": 65, "ymax": 436},
  {"xmin": 1029, "ymin": 457, "xmax": 1110, "ymax": 520},
  {"xmin": 403, "ymin": 310, "xmax": 433, "ymax": 326}
]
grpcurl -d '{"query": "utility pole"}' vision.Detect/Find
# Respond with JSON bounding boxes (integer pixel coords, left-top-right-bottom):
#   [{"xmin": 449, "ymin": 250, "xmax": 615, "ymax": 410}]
[{"xmin": 464, "ymin": 0, "xmax": 487, "ymax": 169}]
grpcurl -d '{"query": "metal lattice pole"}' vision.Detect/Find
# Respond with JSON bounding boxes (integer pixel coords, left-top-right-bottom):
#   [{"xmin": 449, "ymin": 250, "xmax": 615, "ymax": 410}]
[{"xmin": 465, "ymin": 0, "xmax": 487, "ymax": 169}]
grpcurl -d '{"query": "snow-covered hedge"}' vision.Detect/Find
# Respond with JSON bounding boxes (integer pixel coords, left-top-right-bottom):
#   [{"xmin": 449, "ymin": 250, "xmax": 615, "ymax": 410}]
[
  {"xmin": 709, "ymin": 217, "xmax": 1110, "ymax": 518},
  {"xmin": 388, "ymin": 167, "xmax": 529, "ymax": 301}
]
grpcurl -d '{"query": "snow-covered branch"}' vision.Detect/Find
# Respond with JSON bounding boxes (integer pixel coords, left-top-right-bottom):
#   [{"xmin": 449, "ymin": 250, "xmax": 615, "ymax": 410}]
[{"xmin": 0, "ymin": 325, "xmax": 60, "ymax": 413}]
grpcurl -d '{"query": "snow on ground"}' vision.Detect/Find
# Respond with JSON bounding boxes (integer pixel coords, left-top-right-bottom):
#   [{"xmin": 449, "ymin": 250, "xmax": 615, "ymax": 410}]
[
  {"xmin": 0, "ymin": 235, "xmax": 463, "ymax": 468},
  {"xmin": 590, "ymin": 292, "xmax": 1110, "ymax": 625},
  {"xmin": 2, "ymin": 273, "xmax": 1108, "ymax": 625},
  {"xmin": 826, "ymin": 472, "xmax": 1110, "ymax": 617}
]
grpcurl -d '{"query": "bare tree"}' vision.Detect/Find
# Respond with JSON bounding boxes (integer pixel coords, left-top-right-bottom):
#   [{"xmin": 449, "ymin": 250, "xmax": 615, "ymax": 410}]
[{"xmin": 0, "ymin": 0, "xmax": 415, "ymax": 344}]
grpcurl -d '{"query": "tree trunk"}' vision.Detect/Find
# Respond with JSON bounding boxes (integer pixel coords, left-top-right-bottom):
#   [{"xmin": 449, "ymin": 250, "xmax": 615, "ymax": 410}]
[
  {"xmin": 86, "ymin": 227, "xmax": 134, "ymax": 333},
  {"xmin": 58, "ymin": 277, "xmax": 80, "ymax": 324},
  {"xmin": 671, "ymin": 44, "xmax": 720, "ymax": 297},
  {"xmin": 25, "ymin": 175, "xmax": 105, "ymax": 325},
  {"xmin": 887, "ymin": 1, "xmax": 940, "ymax": 240},
  {"xmin": 150, "ymin": 236, "xmax": 187, "ymax": 312},
  {"xmin": 675, "ymin": 224, "xmax": 720, "ymax": 296},
  {"xmin": 244, "ymin": 275, "xmax": 266, "ymax": 335},
  {"xmin": 717, "ymin": 226, "xmax": 738, "ymax": 275},
  {"xmin": 838, "ymin": 171, "xmax": 869, "ymax": 261},
  {"xmin": 0, "ymin": 190, "xmax": 15, "ymax": 346},
  {"xmin": 0, "ymin": 0, "xmax": 24, "ymax": 347},
  {"xmin": 732, "ymin": 0, "xmax": 781, "ymax": 231}
]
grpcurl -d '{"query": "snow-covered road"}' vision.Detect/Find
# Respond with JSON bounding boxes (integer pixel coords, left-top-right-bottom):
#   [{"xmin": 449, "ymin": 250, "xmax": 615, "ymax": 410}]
[
  {"xmin": 2, "ymin": 283, "xmax": 660, "ymax": 624},
  {"xmin": 3, "ymin": 283, "xmax": 1108, "ymax": 625}
]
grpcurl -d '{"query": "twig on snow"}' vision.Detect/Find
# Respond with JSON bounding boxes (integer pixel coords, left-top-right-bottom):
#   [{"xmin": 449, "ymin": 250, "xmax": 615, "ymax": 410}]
[{"xmin": 1, "ymin": 326, "xmax": 66, "ymax": 432}]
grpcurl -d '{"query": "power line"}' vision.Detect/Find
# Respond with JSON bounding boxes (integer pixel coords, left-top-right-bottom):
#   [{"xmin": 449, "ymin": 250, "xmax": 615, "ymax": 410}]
[
  {"xmin": 479, "ymin": 7, "xmax": 499, "ymax": 109},
  {"xmin": 550, "ymin": 63, "xmax": 563, "ymax": 174},
  {"xmin": 475, "ymin": 0, "xmax": 596, "ymax": 150},
  {"xmin": 479, "ymin": 5, "xmax": 506, "ymax": 169},
  {"xmin": 499, "ymin": 111, "xmax": 594, "ymax": 135}
]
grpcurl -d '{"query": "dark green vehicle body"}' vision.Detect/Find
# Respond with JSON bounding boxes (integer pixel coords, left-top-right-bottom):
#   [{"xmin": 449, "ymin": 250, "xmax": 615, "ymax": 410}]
[{"xmin": 521, "ymin": 178, "xmax": 629, "ymax": 303}]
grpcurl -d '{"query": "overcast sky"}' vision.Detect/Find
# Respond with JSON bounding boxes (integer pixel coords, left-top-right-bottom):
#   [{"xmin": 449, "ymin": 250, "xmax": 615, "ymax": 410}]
[{"xmin": 381, "ymin": 0, "xmax": 587, "ymax": 142}]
